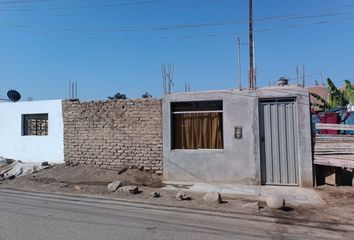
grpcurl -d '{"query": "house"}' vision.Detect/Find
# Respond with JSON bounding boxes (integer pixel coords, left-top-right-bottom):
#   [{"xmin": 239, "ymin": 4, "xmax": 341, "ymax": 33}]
[
  {"xmin": 0, "ymin": 100, "xmax": 64, "ymax": 163},
  {"xmin": 163, "ymin": 86, "xmax": 313, "ymax": 187}
]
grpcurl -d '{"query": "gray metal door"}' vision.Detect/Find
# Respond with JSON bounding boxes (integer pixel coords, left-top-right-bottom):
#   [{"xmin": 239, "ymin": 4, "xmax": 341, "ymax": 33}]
[{"xmin": 259, "ymin": 98, "xmax": 298, "ymax": 185}]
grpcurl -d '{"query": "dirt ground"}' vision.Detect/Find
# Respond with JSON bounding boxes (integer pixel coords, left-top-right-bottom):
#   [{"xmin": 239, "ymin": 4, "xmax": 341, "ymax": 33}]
[{"xmin": 1, "ymin": 163, "xmax": 354, "ymax": 227}]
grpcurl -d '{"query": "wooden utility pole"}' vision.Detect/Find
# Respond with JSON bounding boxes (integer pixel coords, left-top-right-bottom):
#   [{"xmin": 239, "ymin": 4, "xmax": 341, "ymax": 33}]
[
  {"xmin": 249, "ymin": 0, "xmax": 255, "ymax": 90},
  {"xmin": 237, "ymin": 37, "xmax": 242, "ymax": 90}
]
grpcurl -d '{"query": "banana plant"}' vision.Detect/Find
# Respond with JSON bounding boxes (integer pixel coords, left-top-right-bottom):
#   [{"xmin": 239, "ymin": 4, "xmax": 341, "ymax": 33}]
[
  {"xmin": 310, "ymin": 78, "xmax": 349, "ymax": 111},
  {"xmin": 310, "ymin": 92, "xmax": 330, "ymax": 111},
  {"xmin": 343, "ymin": 80, "xmax": 354, "ymax": 105}
]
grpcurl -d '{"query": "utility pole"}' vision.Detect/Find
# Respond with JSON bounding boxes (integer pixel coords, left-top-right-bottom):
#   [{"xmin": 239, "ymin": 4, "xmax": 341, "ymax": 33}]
[
  {"xmin": 296, "ymin": 65, "xmax": 299, "ymax": 86},
  {"xmin": 249, "ymin": 0, "xmax": 255, "ymax": 90},
  {"xmin": 237, "ymin": 37, "xmax": 242, "ymax": 90}
]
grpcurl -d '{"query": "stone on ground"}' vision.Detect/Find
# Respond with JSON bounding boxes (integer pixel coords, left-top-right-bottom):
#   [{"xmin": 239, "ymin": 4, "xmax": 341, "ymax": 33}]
[
  {"xmin": 242, "ymin": 202, "xmax": 260, "ymax": 210},
  {"xmin": 176, "ymin": 191, "xmax": 191, "ymax": 201},
  {"xmin": 74, "ymin": 185, "xmax": 83, "ymax": 191},
  {"xmin": 117, "ymin": 166, "xmax": 129, "ymax": 175},
  {"xmin": 107, "ymin": 180, "xmax": 122, "ymax": 192},
  {"xmin": 265, "ymin": 196, "xmax": 285, "ymax": 209},
  {"xmin": 150, "ymin": 191, "xmax": 161, "ymax": 198},
  {"xmin": 118, "ymin": 185, "xmax": 140, "ymax": 194},
  {"xmin": 203, "ymin": 192, "xmax": 222, "ymax": 204},
  {"xmin": 59, "ymin": 183, "xmax": 68, "ymax": 188}
]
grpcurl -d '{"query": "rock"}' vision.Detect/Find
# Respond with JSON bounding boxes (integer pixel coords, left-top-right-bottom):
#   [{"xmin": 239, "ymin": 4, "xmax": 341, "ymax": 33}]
[
  {"xmin": 107, "ymin": 180, "xmax": 122, "ymax": 192},
  {"xmin": 176, "ymin": 191, "xmax": 191, "ymax": 201},
  {"xmin": 203, "ymin": 192, "xmax": 222, "ymax": 203},
  {"xmin": 74, "ymin": 185, "xmax": 83, "ymax": 191},
  {"xmin": 117, "ymin": 166, "xmax": 129, "ymax": 175},
  {"xmin": 242, "ymin": 202, "xmax": 260, "ymax": 210},
  {"xmin": 41, "ymin": 161, "xmax": 49, "ymax": 167},
  {"xmin": 118, "ymin": 185, "xmax": 140, "ymax": 194},
  {"xmin": 150, "ymin": 191, "xmax": 161, "ymax": 198},
  {"xmin": 59, "ymin": 183, "xmax": 68, "ymax": 188},
  {"xmin": 265, "ymin": 196, "xmax": 285, "ymax": 209}
]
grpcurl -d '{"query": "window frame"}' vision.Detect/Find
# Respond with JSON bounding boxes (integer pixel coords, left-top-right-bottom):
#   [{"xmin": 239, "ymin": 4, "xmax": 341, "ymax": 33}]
[
  {"xmin": 171, "ymin": 100, "xmax": 224, "ymax": 150},
  {"xmin": 22, "ymin": 113, "xmax": 49, "ymax": 136}
]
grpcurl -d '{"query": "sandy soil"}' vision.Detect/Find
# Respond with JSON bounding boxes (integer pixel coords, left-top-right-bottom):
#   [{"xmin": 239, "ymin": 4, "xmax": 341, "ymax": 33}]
[{"xmin": 1, "ymin": 163, "xmax": 354, "ymax": 228}]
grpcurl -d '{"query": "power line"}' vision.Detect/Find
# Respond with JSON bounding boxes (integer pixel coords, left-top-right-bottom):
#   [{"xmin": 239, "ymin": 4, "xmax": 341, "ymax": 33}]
[
  {"xmin": 2, "ymin": 8, "xmax": 354, "ymax": 35},
  {"xmin": 0, "ymin": 0, "xmax": 227, "ymax": 11},
  {"xmin": 3, "ymin": 13, "xmax": 354, "ymax": 42},
  {"xmin": 0, "ymin": 0, "xmax": 52, "ymax": 5},
  {"xmin": 2, "ymin": 10, "xmax": 354, "ymax": 37},
  {"xmin": 2, "ymin": 1, "xmax": 354, "ymax": 41}
]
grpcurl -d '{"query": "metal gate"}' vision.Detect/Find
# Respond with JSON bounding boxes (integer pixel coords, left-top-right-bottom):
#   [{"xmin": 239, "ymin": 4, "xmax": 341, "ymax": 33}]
[{"xmin": 259, "ymin": 98, "xmax": 299, "ymax": 186}]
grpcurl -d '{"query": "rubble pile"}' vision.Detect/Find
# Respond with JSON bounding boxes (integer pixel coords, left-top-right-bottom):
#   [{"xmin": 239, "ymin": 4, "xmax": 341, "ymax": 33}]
[{"xmin": 0, "ymin": 157, "xmax": 50, "ymax": 181}]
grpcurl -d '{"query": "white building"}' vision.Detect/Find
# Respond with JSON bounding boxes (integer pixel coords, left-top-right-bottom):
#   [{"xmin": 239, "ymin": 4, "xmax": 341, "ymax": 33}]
[{"xmin": 0, "ymin": 100, "xmax": 64, "ymax": 163}]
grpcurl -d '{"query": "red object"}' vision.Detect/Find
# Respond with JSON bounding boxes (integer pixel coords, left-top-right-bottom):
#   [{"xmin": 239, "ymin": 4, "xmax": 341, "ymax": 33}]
[{"xmin": 319, "ymin": 113, "xmax": 339, "ymax": 134}]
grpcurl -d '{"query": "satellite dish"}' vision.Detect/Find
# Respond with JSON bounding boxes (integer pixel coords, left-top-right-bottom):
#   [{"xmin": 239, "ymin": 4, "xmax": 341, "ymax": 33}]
[{"xmin": 7, "ymin": 90, "xmax": 21, "ymax": 102}]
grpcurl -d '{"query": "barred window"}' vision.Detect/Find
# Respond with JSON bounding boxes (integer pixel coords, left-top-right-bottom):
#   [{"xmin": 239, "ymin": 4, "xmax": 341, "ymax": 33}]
[{"xmin": 22, "ymin": 114, "xmax": 48, "ymax": 136}]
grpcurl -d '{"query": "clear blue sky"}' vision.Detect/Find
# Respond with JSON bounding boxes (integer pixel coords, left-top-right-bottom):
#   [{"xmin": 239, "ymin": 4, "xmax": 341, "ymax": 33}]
[{"xmin": 1, "ymin": 0, "xmax": 354, "ymax": 101}]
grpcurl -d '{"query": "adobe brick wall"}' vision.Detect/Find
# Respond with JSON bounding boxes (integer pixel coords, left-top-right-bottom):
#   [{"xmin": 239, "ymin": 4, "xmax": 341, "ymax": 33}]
[{"xmin": 62, "ymin": 98, "xmax": 163, "ymax": 174}]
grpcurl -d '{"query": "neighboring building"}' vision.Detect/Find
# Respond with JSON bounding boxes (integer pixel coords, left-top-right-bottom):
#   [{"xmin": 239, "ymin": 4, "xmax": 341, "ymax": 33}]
[
  {"xmin": 0, "ymin": 100, "xmax": 64, "ymax": 163},
  {"xmin": 307, "ymin": 85, "xmax": 328, "ymax": 111},
  {"xmin": 163, "ymin": 87, "xmax": 313, "ymax": 187}
]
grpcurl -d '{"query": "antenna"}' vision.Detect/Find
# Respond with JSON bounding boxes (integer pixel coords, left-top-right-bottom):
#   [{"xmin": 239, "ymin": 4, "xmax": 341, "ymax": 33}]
[
  {"xmin": 68, "ymin": 81, "xmax": 78, "ymax": 99},
  {"xmin": 161, "ymin": 64, "xmax": 166, "ymax": 94},
  {"xmin": 184, "ymin": 83, "xmax": 191, "ymax": 92},
  {"xmin": 302, "ymin": 65, "xmax": 305, "ymax": 87},
  {"xmin": 161, "ymin": 63, "xmax": 175, "ymax": 94},
  {"xmin": 7, "ymin": 90, "xmax": 21, "ymax": 102},
  {"xmin": 253, "ymin": 37, "xmax": 256, "ymax": 88},
  {"xmin": 237, "ymin": 37, "xmax": 242, "ymax": 90},
  {"xmin": 296, "ymin": 65, "xmax": 299, "ymax": 86}
]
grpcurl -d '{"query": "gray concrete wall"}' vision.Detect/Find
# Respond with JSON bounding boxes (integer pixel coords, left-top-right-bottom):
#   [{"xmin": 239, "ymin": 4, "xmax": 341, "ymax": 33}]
[{"xmin": 163, "ymin": 87, "xmax": 313, "ymax": 187}]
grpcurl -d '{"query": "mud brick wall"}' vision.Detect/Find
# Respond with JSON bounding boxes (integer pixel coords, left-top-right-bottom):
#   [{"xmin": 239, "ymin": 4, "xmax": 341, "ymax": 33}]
[{"xmin": 62, "ymin": 99, "xmax": 163, "ymax": 174}]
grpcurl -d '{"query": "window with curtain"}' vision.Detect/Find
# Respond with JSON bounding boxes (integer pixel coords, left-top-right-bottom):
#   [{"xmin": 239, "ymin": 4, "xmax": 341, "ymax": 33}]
[{"xmin": 171, "ymin": 101, "xmax": 223, "ymax": 149}]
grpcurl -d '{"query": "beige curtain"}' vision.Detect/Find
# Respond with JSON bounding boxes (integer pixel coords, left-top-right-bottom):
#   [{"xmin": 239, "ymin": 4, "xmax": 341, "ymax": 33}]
[{"xmin": 173, "ymin": 112, "xmax": 223, "ymax": 149}]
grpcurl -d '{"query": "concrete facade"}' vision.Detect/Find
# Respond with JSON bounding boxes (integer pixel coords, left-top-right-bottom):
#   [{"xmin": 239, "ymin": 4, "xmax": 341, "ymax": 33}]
[
  {"xmin": 62, "ymin": 99, "xmax": 163, "ymax": 173},
  {"xmin": 0, "ymin": 100, "xmax": 64, "ymax": 163},
  {"xmin": 163, "ymin": 87, "xmax": 313, "ymax": 187}
]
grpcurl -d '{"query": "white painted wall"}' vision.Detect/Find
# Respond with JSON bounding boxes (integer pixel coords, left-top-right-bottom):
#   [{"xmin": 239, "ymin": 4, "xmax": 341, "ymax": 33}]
[{"xmin": 0, "ymin": 100, "xmax": 64, "ymax": 163}]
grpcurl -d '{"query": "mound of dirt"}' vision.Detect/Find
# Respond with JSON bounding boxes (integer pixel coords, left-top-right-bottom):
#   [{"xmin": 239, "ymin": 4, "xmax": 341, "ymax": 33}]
[{"xmin": 1, "ymin": 164, "xmax": 164, "ymax": 190}]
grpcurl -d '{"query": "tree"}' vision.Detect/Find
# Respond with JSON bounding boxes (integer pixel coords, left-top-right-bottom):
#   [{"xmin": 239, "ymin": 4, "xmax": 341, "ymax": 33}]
[
  {"xmin": 142, "ymin": 92, "xmax": 152, "ymax": 98},
  {"xmin": 108, "ymin": 92, "xmax": 127, "ymax": 100}
]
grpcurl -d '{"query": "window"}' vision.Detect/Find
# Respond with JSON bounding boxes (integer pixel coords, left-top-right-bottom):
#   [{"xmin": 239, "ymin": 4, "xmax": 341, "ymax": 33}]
[
  {"xmin": 22, "ymin": 114, "xmax": 48, "ymax": 136},
  {"xmin": 171, "ymin": 101, "xmax": 223, "ymax": 149}
]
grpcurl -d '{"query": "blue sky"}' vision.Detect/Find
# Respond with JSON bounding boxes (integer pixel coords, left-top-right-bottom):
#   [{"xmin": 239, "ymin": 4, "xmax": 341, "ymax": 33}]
[{"xmin": 1, "ymin": 0, "xmax": 354, "ymax": 101}]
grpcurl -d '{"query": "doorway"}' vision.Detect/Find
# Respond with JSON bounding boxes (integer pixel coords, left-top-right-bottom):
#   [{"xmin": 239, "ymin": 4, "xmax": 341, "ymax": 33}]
[{"xmin": 259, "ymin": 98, "xmax": 299, "ymax": 185}]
